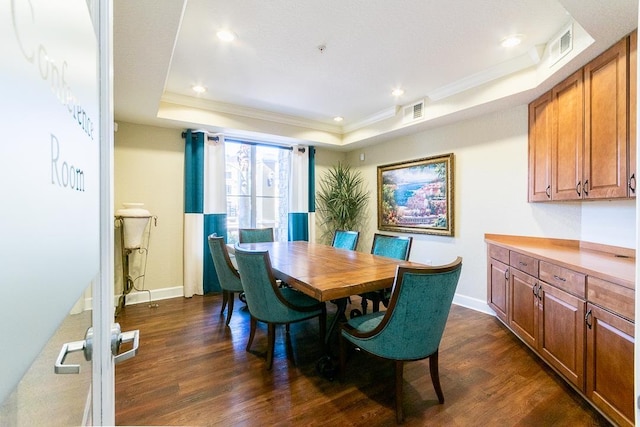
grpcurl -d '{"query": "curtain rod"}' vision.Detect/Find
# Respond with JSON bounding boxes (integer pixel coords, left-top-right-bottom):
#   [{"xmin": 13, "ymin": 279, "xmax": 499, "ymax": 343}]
[{"xmin": 181, "ymin": 130, "xmax": 307, "ymax": 152}]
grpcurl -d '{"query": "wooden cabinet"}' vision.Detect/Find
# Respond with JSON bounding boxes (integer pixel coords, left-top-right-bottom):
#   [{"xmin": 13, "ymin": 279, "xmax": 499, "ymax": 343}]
[
  {"xmin": 584, "ymin": 37, "xmax": 629, "ymax": 199},
  {"xmin": 509, "ymin": 268, "xmax": 538, "ymax": 348},
  {"xmin": 537, "ymin": 278, "xmax": 585, "ymax": 389},
  {"xmin": 528, "ymin": 92, "xmax": 553, "ymax": 201},
  {"xmin": 629, "ymin": 30, "xmax": 637, "ymax": 198},
  {"xmin": 508, "ymin": 257, "xmax": 586, "ymax": 390},
  {"xmin": 552, "ymin": 69, "xmax": 584, "ymax": 200},
  {"xmin": 485, "ymin": 235, "xmax": 635, "ymax": 426},
  {"xmin": 586, "ymin": 275, "xmax": 635, "ymax": 427},
  {"xmin": 487, "ymin": 244, "xmax": 509, "ymax": 323},
  {"xmin": 528, "ymin": 32, "xmax": 636, "ymax": 202},
  {"xmin": 585, "ymin": 304, "xmax": 634, "ymax": 427}
]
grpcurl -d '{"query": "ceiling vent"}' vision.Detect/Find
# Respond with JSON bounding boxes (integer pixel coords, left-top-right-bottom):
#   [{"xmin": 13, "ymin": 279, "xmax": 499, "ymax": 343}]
[
  {"xmin": 549, "ymin": 24, "xmax": 573, "ymax": 66},
  {"xmin": 402, "ymin": 100, "xmax": 425, "ymax": 123}
]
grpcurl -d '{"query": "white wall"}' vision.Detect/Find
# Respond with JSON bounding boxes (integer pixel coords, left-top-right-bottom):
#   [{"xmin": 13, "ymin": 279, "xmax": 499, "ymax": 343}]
[
  {"xmin": 114, "ymin": 122, "xmax": 184, "ymax": 295},
  {"xmin": 582, "ymin": 200, "xmax": 636, "ymax": 247},
  {"xmin": 343, "ymin": 104, "xmax": 635, "ymax": 312}
]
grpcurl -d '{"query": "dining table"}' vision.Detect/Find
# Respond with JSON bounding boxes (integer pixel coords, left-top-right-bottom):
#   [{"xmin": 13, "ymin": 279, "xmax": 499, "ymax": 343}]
[{"xmin": 232, "ymin": 240, "xmax": 427, "ymax": 377}]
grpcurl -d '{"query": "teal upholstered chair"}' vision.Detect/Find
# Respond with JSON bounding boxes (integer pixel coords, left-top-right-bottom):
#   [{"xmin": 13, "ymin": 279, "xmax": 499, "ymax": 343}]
[
  {"xmin": 332, "ymin": 230, "xmax": 360, "ymax": 251},
  {"xmin": 207, "ymin": 234, "xmax": 244, "ymax": 325},
  {"xmin": 340, "ymin": 257, "xmax": 463, "ymax": 423},
  {"xmin": 234, "ymin": 245, "xmax": 327, "ymax": 370},
  {"xmin": 358, "ymin": 233, "xmax": 413, "ymax": 315},
  {"xmin": 239, "ymin": 227, "xmax": 274, "ymax": 243}
]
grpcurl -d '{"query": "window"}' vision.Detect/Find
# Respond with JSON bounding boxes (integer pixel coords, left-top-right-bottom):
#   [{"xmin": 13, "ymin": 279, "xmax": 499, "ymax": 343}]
[{"xmin": 224, "ymin": 141, "xmax": 291, "ymax": 243}]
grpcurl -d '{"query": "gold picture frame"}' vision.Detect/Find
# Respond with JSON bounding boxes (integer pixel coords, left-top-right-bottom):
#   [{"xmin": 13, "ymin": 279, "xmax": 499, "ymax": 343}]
[{"xmin": 377, "ymin": 153, "xmax": 454, "ymax": 236}]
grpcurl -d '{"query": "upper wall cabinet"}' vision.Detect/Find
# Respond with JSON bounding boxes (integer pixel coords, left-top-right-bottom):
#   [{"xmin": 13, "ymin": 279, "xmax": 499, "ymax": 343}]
[
  {"xmin": 528, "ymin": 92, "xmax": 553, "ymax": 201},
  {"xmin": 629, "ymin": 30, "xmax": 637, "ymax": 198},
  {"xmin": 528, "ymin": 31, "xmax": 637, "ymax": 202}
]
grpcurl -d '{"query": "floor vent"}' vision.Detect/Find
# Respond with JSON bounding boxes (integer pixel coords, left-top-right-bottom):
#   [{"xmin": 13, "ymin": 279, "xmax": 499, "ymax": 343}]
[{"xmin": 403, "ymin": 100, "xmax": 425, "ymax": 123}]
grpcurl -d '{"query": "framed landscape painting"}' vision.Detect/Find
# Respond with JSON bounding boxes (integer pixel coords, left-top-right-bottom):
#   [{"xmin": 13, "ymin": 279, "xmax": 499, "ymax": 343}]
[{"xmin": 377, "ymin": 153, "xmax": 454, "ymax": 236}]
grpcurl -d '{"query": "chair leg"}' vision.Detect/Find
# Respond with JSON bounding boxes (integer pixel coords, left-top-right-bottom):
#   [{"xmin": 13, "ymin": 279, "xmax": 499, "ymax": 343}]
[
  {"xmin": 361, "ymin": 297, "xmax": 368, "ymax": 315},
  {"xmin": 429, "ymin": 349, "xmax": 444, "ymax": 404},
  {"xmin": 220, "ymin": 290, "xmax": 228, "ymax": 316},
  {"xmin": 395, "ymin": 360, "xmax": 404, "ymax": 424},
  {"xmin": 225, "ymin": 292, "xmax": 235, "ymax": 325},
  {"xmin": 266, "ymin": 323, "xmax": 276, "ymax": 370},
  {"xmin": 246, "ymin": 316, "xmax": 257, "ymax": 352}
]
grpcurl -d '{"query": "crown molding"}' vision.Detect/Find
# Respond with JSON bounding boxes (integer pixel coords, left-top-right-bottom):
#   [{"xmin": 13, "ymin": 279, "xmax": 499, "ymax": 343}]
[
  {"xmin": 160, "ymin": 92, "xmax": 343, "ymax": 134},
  {"xmin": 342, "ymin": 105, "xmax": 401, "ymax": 133}
]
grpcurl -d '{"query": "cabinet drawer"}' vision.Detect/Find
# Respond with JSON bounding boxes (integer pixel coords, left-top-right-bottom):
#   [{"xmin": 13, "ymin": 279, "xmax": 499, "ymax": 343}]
[
  {"xmin": 539, "ymin": 261, "xmax": 586, "ymax": 298},
  {"xmin": 587, "ymin": 276, "xmax": 635, "ymax": 322},
  {"xmin": 510, "ymin": 251, "xmax": 538, "ymax": 277},
  {"xmin": 488, "ymin": 244, "xmax": 509, "ymax": 264}
]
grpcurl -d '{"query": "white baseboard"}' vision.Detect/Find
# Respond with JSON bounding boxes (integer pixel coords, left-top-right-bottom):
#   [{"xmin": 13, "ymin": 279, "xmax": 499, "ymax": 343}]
[
  {"xmin": 79, "ymin": 286, "xmax": 186, "ymax": 311},
  {"xmin": 119, "ymin": 286, "xmax": 185, "ymax": 306},
  {"xmin": 453, "ymin": 293, "xmax": 495, "ymax": 316}
]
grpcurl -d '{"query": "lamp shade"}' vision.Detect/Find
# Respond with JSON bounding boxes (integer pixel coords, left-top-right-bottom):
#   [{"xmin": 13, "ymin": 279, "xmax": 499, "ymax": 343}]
[{"xmin": 115, "ymin": 203, "xmax": 152, "ymax": 249}]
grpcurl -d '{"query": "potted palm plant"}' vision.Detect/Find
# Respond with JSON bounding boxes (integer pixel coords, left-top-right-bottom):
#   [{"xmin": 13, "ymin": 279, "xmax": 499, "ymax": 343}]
[{"xmin": 316, "ymin": 162, "xmax": 370, "ymax": 247}]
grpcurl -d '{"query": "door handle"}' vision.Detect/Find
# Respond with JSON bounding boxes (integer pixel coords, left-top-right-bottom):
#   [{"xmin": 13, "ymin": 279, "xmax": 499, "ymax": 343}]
[
  {"xmin": 114, "ymin": 329, "xmax": 140, "ymax": 364},
  {"xmin": 54, "ymin": 339, "xmax": 88, "ymax": 374},
  {"xmin": 55, "ymin": 323, "xmax": 139, "ymax": 374}
]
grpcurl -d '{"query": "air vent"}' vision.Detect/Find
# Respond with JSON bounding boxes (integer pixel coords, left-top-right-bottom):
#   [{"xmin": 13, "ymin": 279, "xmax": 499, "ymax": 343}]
[
  {"xmin": 549, "ymin": 24, "xmax": 573, "ymax": 66},
  {"xmin": 402, "ymin": 100, "xmax": 425, "ymax": 123}
]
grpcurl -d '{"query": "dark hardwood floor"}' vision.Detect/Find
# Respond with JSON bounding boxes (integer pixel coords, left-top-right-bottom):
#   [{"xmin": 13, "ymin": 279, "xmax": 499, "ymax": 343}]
[{"xmin": 115, "ymin": 294, "xmax": 611, "ymax": 426}]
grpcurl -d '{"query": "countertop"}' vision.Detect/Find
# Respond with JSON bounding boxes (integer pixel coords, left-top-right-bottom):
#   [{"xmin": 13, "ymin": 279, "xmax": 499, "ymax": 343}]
[{"xmin": 485, "ymin": 234, "xmax": 635, "ymax": 290}]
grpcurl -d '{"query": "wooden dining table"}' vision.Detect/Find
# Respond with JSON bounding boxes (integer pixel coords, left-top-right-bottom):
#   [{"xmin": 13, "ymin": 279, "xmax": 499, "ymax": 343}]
[
  {"xmin": 232, "ymin": 240, "xmax": 426, "ymax": 377},
  {"xmin": 233, "ymin": 240, "xmax": 425, "ymax": 302}
]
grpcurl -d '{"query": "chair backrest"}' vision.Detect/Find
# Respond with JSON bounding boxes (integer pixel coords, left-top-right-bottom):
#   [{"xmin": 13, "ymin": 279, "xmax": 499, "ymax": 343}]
[
  {"xmin": 332, "ymin": 230, "xmax": 360, "ymax": 251},
  {"xmin": 207, "ymin": 234, "xmax": 243, "ymax": 292},
  {"xmin": 234, "ymin": 246, "xmax": 312, "ymax": 323},
  {"xmin": 370, "ymin": 233, "xmax": 413, "ymax": 261},
  {"xmin": 364, "ymin": 257, "xmax": 463, "ymax": 360},
  {"xmin": 238, "ymin": 228, "xmax": 275, "ymax": 243}
]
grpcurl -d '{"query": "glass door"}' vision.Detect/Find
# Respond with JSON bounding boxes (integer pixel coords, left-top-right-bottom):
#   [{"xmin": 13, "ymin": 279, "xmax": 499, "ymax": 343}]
[{"xmin": 0, "ymin": 0, "xmax": 120, "ymax": 425}]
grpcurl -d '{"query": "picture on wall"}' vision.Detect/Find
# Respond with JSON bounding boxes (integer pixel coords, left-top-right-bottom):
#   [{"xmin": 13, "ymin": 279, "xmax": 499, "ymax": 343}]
[{"xmin": 377, "ymin": 153, "xmax": 454, "ymax": 236}]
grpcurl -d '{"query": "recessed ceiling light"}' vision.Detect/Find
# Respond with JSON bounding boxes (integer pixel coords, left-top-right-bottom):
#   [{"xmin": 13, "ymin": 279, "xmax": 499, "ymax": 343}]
[
  {"xmin": 391, "ymin": 88, "xmax": 405, "ymax": 97},
  {"xmin": 333, "ymin": 116, "xmax": 344, "ymax": 122},
  {"xmin": 216, "ymin": 29, "xmax": 237, "ymax": 42},
  {"xmin": 501, "ymin": 34, "xmax": 523, "ymax": 48},
  {"xmin": 192, "ymin": 85, "xmax": 207, "ymax": 94}
]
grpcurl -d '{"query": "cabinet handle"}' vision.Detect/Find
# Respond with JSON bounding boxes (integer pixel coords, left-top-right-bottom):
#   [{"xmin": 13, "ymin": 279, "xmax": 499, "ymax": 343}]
[
  {"xmin": 552, "ymin": 275, "xmax": 566, "ymax": 282},
  {"xmin": 519, "ymin": 261, "xmax": 527, "ymax": 267},
  {"xmin": 504, "ymin": 268, "xmax": 509, "ymax": 281},
  {"xmin": 537, "ymin": 284, "xmax": 542, "ymax": 300},
  {"xmin": 583, "ymin": 179, "xmax": 589, "ymax": 196},
  {"xmin": 576, "ymin": 181, "xmax": 581, "ymax": 197},
  {"xmin": 585, "ymin": 309, "xmax": 592, "ymax": 329},
  {"xmin": 545, "ymin": 185, "xmax": 551, "ymax": 199},
  {"xmin": 532, "ymin": 283, "xmax": 538, "ymax": 297},
  {"xmin": 629, "ymin": 173, "xmax": 636, "ymax": 193}
]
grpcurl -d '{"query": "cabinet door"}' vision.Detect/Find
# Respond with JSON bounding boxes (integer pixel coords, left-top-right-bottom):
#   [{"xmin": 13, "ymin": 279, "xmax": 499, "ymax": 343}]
[
  {"xmin": 584, "ymin": 37, "xmax": 629, "ymax": 199},
  {"xmin": 528, "ymin": 91, "xmax": 553, "ymax": 201},
  {"xmin": 488, "ymin": 257, "xmax": 509, "ymax": 323},
  {"xmin": 552, "ymin": 69, "xmax": 584, "ymax": 200},
  {"xmin": 585, "ymin": 304, "xmax": 635, "ymax": 427},
  {"xmin": 537, "ymin": 283, "xmax": 585, "ymax": 390},
  {"xmin": 629, "ymin": 30, "xmax": 637, "ymax": 198},
  {"xmin": 509, "ymin": 268, "xmax": 538, "ymax": 349}
]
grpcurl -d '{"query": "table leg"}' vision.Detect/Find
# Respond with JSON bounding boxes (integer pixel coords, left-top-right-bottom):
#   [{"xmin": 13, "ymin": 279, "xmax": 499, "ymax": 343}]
[{"xmin": 316, "ymin": 297, "xmax": 348, "ymax": 380}]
